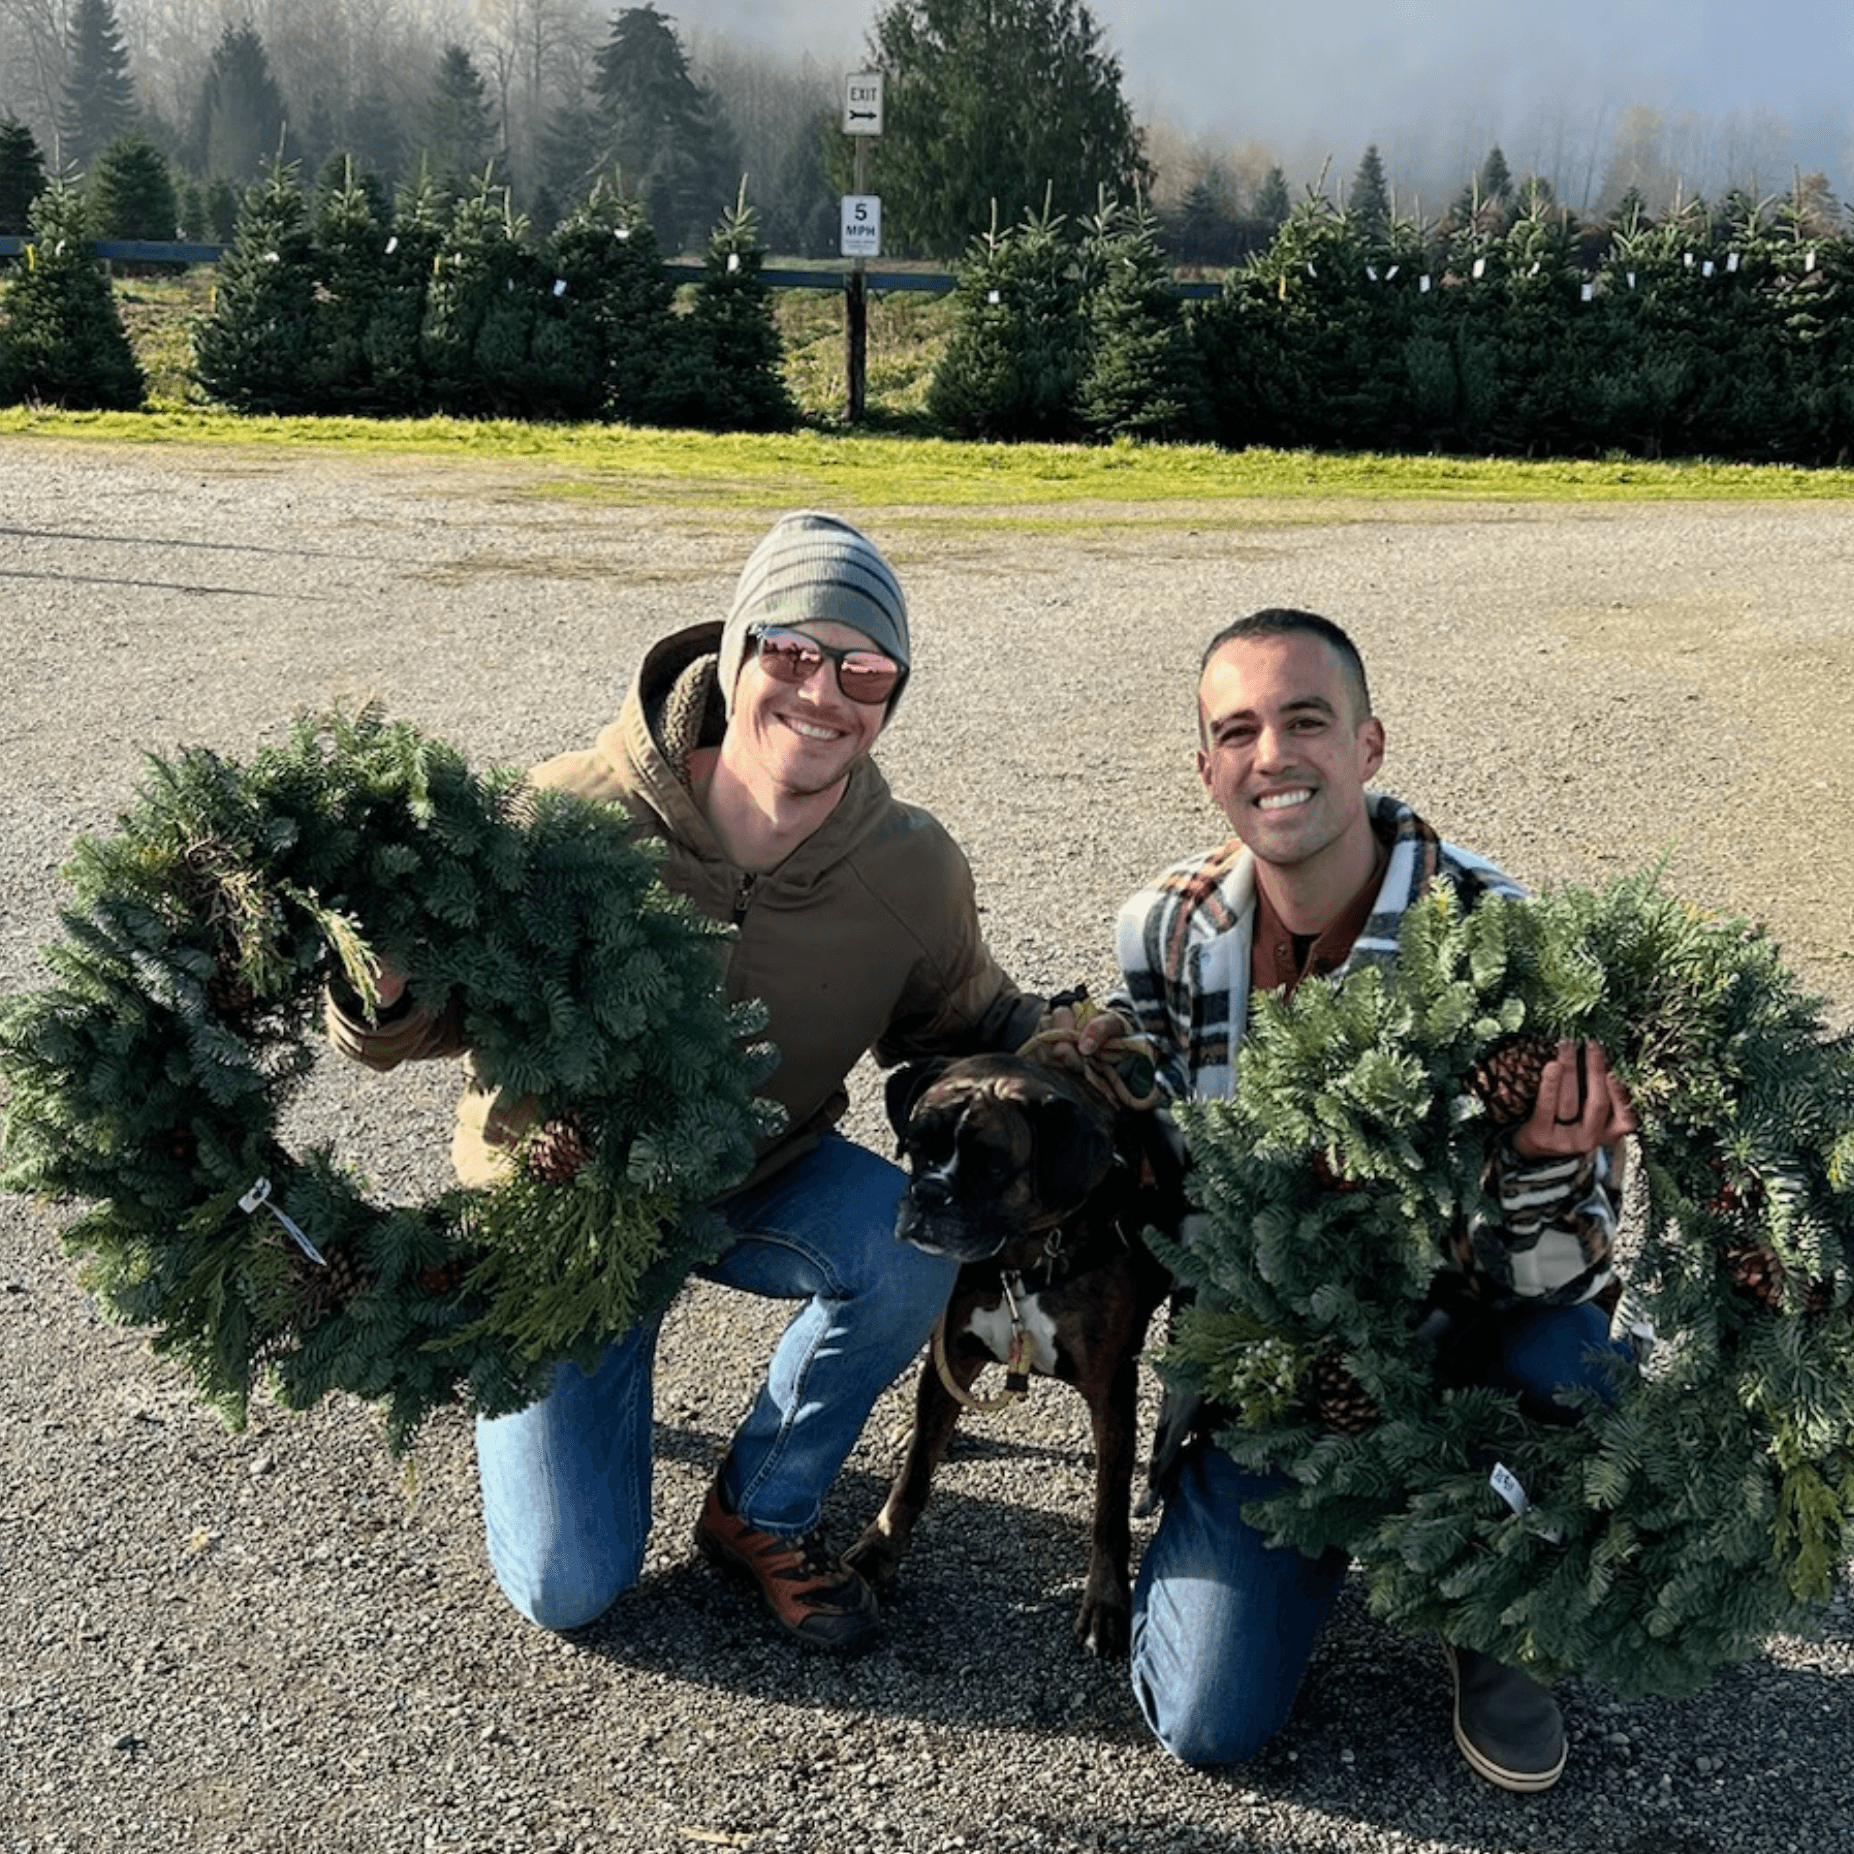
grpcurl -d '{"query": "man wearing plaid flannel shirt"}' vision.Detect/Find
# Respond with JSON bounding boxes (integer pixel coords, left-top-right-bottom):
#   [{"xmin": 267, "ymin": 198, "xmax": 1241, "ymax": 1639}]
[{"xmin": 1113, "ymin": 608, "xmax": 1636, "ymax": 1792}]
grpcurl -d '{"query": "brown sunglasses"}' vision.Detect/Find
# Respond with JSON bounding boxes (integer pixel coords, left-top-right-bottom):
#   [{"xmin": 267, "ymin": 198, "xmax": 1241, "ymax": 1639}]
[{"xmin": 753, "ymin": 627, "xmax": 904, "ymax": 706}]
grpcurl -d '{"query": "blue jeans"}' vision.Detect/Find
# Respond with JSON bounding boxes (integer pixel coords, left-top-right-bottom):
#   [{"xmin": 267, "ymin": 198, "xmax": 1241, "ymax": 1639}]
[
  {"xmin": 1129, "ymin": 1298, "xmax": 1626, "ymax": 1767},
  {"xmin": 474, "ymin": 1133, "xmax": 957, "ymax": 1630}
]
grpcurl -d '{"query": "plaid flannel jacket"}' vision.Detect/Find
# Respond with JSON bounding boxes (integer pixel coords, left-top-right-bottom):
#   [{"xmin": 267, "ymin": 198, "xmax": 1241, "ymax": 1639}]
[{"xmin": 1112, "ymin": 793, "xmax": 1618, "ymax": 1310}]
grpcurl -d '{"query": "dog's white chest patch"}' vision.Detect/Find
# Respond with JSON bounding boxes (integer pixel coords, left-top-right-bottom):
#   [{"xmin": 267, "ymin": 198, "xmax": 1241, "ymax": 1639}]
[{"xmin": 966, "ymin": 1291, "xmax": 1061, "ymax": 1376}]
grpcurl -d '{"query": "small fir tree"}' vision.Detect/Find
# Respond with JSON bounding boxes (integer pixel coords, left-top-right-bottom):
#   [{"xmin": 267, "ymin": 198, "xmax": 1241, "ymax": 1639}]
[
  {"xmin": 191, "ymin": 160, "xmax": 317, "ymax": 412},
  {"xmin": 360, "ymin": 160, "xmax": 449, "ymax": 415},
  {"xmin": 536, "ymin": 181, "xmax": 675, "ymax": 423},
  {"xmin": 420, "ymin": 172, "xmax": 534, "ymax": 415},
  {"xmin": 1075, "ymin": 191, "xmax": 1207, "ymax": 441},
  {"xmin": 655, "ymin": 185, "xmax": 795, "ymax": 432},
  {"xmin": 306, "ymin": 154, "xmax": 391, "ymax": 411},
  {"xmin": 203, "ymin": 177, "xmax": 238, "ymax": 243},
  {"xmin": 928, "ymin": 193, "xmax": 1085, "ymax": 441},
  {"xmin": 0, "ymin": 179, "xmax": 145, "ymax": 409},
  {"xmin": 0, "ymin": 116, "xmax": 49, "ymax": 235},
  {"xmin": 58, "ymin": 0, "xmax": 139, "ymax": 175},
  {"xmin": 83, "ymin": 133, "xmax": 179, "ymax": 242}
]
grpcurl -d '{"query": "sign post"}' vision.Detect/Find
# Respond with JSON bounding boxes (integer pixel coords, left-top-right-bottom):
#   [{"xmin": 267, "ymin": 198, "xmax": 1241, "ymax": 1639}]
[{"xmin": 841, "ymin": 71, "xmax": 884, "ymax": 424}]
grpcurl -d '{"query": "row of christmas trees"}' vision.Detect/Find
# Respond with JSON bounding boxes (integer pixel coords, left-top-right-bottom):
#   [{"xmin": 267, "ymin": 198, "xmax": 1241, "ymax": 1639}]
[
  {"xmin": 0, "ymin": 158, "xmax": 797, "ymax": 432},
  {"xmin": 935, "ymin": 190, "xmax": 1854, "ymax": 461},
  {"xmin": 9, "ymin": 162, "xmax": 1854, "ymax": 463}
]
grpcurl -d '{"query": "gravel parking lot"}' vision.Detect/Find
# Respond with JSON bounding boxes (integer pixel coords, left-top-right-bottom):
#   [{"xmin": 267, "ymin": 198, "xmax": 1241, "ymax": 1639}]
[{"xmin": 2, "ymin": 437, "xmax": 1851, "ymax": 1854}]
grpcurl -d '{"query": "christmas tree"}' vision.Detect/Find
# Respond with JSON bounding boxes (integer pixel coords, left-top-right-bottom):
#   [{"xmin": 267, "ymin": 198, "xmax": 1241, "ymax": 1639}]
[
  {"xmin": 420, "ymin": 171, "xmax": 542, "ymax": 417},
  {"xmin": 191, "ymin": 160, "xmax": 317, "ymax": 413},
  {"xmin": 928, "ymin": 193, "xmax": 1084, "ymax": 441},
  {"xmin": 0, "ymin": 179, "xmax": 145, "ymax": 410},
  {"xmin": 533, "ymin": 181, "xmax": 674, "ymax": 424},
  {"xmin": 1075, "ymin": 190, "xmax": 1207, "ymax": 442},
  {"xmin": 306, "ymin": 154, "xmax": 392, "ymax": 411},
  {"xmin": 360, "ymin": 160, "xmax": 449, "ymax": 416},
  {"xmin": 655, "ymin": 184, "xmax": 796, "ymax": 433}
]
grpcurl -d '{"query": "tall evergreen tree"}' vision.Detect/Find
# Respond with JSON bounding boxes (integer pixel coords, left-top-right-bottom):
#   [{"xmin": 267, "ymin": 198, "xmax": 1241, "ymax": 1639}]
[
  {"xmin": 57, "ymin": 0, "xmax": 139, "ymax": 175},
  {"xmin": 0, "ymin": 117, "xmax": 49, "ymax": 235},
  {"xmin": 83, "ymin": 132, "xmax": 179, "ymax": 242},
  {"xmin": 590, "ymin": 6, "xmax": 735, "ymax": 255},
  {"xmin": 348, "ymin": 83, "xmax": 406, "ymax": 201},
  {"xmin": 867, "ymin": 0, "xmax": 1146, "ymax": 259},
  {"xmin": 1250, "ymin": 165, "xmax": 1291, "ymax": 240},
  {"xmin": 420, "ymin": 44, "xmax": 500, "ymax": 201},
  {"xmin": 1350, "ymin": 144, "xmax": 1392, "ymax": 244},
  {"xmin": 0, "ymin": 179, "xmax": 145, "ymax": 410},
  {"xmin": 191, "ymin": 160, "xmax": 317, "ymax": 412},
  {"xmin": 193, "ymin": 23, "xmax": 290, "ymax": 190}
]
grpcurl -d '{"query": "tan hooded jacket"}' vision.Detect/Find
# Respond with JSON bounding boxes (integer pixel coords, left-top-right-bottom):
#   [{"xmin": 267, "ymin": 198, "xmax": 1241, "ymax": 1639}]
[{"xmin": 325, "ymin": 621, "xmax": 1041, "ymax": 1194}]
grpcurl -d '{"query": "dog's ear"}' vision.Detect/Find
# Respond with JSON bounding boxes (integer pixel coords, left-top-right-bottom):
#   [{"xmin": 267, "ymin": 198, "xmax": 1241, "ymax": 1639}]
[
  {"xmin": 884, "ymin": 1059, "xmax": 950, "ymax": 1147},
  {"xmin": 1032, "ymin": 1095, "xmax": 1113, "ymax": 1213}
]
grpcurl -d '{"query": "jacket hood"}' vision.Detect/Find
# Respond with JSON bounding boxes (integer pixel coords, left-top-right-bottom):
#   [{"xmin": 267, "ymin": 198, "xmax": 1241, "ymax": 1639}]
[{"xmin": 594, "ymin": 620, "xmax": 900, "ymax": 883}]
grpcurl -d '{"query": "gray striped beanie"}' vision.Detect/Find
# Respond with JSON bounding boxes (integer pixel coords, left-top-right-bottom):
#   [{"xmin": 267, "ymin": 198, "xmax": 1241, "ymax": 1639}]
[{"xmin": 718, "ymin": 511, "xmax": 909, "ymax": 716}]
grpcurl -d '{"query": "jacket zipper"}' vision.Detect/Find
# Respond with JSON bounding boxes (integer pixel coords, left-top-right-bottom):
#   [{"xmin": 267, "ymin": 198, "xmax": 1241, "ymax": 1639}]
[{"xmin": 731, "ymin": 872, "xmax": 757, "ymax": 925}]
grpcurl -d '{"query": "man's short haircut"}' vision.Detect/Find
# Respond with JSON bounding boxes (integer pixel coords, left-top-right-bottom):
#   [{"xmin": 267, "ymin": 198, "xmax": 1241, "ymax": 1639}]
[{"xmin": 1198, "ymin": 608, "xmax": 1372, "ymax": 723}]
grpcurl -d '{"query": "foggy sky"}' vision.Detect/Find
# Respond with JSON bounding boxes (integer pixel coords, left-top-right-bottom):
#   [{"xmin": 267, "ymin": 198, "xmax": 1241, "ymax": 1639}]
[{"xmin": 670, "ymin": 0, "xmax": 1854, "ymax": 206}]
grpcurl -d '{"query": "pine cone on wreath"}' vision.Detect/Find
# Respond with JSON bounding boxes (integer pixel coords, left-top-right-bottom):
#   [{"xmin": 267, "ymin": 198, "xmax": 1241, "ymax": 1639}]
[
  {"xmin": 288, "ymin": 1244, "xmax": 372, "ymax": 1322},
  {"xmin": 1310, "ymin": 1149, "xmax": 1366, "ymax": 1194},
  {"xmin": 1466, "ymin": 1032, "xmax": 1557, "ymax": 1130},
  {"xmin": 417, "ymin": 1256, "xmax": 474, "ymax": 1298},
  {"xmin": 1724, "ymin": 1240, "xmax": 1834, "ymax": 1316},
  {"xmin": 526, "ymin": 1112, "xmax": 594, "ymax": 1185},
  {"xmin": 1309, "ymin": 1349, "xmax": 1381, "ymax": 1435}
]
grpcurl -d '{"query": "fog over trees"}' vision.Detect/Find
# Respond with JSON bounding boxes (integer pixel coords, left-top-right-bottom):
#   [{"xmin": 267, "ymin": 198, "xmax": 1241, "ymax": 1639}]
[{"xmin": 0, "ymin": 0, "xmax": 1843, "ymax": 259}]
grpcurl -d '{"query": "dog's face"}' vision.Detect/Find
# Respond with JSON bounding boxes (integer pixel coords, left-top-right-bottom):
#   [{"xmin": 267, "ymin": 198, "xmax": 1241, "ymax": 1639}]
[{"xmin": 887, "ymin": 1053, "xmax": 1118, "ymax": 1261}]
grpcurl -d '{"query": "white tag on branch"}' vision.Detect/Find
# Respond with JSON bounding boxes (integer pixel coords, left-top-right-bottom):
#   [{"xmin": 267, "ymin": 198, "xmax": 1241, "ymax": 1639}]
[
  {"xmin": 1491, "ymin": 1460, "xmax": 1528, "ymax": 1514},
  {"xmin": 727, "ymin": 252, "xmax": 740, "ymax": 272},
  {"xmin": 1472, "ymin": 256, "xmax": 1486, "ymax": 279},
  {"xmin": 239, "ymin": 1176, "xmax": 326, "ymax": 1266},
  {"xmin": 553, "ymin": 278, "xmax": 567, "ymax": 296},
  {"xmin": 385, "ymin": 235, "xmax": 398, "ymax": 255},
  {"xmin": 1491, "ymin": 1461, "xmax": 1562, "ymax": 1541}
]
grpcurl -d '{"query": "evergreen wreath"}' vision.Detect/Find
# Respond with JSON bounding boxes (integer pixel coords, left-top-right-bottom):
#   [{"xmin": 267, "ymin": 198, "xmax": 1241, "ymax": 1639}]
[
  {"xmin": 1159, "ymin": 870, "xmax": 1854, "ymax": 1698},
  {"xmin": 0, "ymin": 710, "xmax": 775, "ymax": 1452}
]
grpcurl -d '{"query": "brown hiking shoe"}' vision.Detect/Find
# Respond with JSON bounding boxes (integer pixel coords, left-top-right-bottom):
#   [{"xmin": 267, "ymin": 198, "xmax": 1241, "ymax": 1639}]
[{"xmin": 693, "ymin": 1475, "xmax": 880, "ymax": 1655}]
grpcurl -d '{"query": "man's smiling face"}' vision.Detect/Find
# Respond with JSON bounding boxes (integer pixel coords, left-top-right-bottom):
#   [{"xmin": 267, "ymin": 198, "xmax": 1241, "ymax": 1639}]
[
  {"xmin": 728, "ymin": 619, "xmax": 889, "ymax": 801},
  {"xmin": 1194, "ymin": 631, "xmax": 1385, "ymax": 873}
]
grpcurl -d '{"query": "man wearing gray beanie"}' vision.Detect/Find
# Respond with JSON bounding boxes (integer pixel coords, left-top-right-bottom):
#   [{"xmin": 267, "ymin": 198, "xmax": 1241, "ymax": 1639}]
[{"xmin": 330, "ymin": 510, "xmax": 1098, "ymax": 1654}]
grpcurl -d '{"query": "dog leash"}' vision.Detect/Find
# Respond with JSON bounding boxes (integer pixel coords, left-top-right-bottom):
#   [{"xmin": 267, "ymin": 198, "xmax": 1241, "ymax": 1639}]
[
  {"xmin": 931, "ymin": 1271, "xmax": 1036, "ymax": 1412},
  {"xmin": 1015, "ymin": 996, "xmax": 1162, "ymax": 1111}
]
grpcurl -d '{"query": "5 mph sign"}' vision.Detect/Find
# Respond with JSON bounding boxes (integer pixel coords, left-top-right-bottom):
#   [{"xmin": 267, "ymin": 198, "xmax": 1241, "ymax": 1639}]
[{"xmin": 841, "ymin": 195, "xmax": 881, "ymax": 259}]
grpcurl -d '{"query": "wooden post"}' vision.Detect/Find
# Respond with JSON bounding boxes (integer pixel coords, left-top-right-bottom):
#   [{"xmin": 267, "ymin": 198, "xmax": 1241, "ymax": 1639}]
[{"xmin": 846, "ymin": 134, "xmax": 869, "ymax": 424}]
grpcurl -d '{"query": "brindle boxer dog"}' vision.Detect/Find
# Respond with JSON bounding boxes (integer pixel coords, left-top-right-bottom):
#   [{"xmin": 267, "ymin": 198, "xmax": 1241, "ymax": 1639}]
[{"xmin": 845, "ymin": 1049, "xmax": 1175, "ymax": 1658}]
